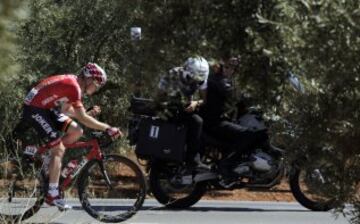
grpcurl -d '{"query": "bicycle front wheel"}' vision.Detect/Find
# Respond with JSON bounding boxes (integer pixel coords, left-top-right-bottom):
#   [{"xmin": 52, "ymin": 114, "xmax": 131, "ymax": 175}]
[{"xmin": 77, "ymin": 154, "xmax": 146, "ymax": 223}]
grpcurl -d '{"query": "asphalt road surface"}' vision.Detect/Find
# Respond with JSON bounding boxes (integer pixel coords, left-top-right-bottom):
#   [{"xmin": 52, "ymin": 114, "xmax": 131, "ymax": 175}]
[{"xmin": 23, "ymin": 199, "xmax": 350, "ymax": 224}]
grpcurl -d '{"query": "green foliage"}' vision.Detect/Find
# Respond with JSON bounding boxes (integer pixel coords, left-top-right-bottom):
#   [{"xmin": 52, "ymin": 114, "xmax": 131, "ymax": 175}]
[
  {"xmin": 0, "ymin": 0, "xmax": 25, "ymax": 84},
  {"xmin": 0, "ymin": 0, "xmax": 359, "ymax": 221},
  {"xmin": 272, "ymin": 0, "xmax": 360, "ymax": 221},
  {"xmin": 16, "ymin": 0, "xmax": 287, "ymax": 124},
  {"xmin": 17, "ymin": 0, "xmax": 145, "ymax": 125}
]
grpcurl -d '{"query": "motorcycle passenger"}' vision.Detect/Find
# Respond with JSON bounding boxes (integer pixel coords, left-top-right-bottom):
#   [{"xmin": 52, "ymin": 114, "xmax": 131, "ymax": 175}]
[
  {"xmin": 200, "ymin": 56, "xmax": 267, "ymax": 185},
  {"xmin": 155, "ymin": 56, "xmax": 210, "ymax": 169},
  {"xmin": 19, "ymin": 63, "xmax": 123, "ymax": 209}
]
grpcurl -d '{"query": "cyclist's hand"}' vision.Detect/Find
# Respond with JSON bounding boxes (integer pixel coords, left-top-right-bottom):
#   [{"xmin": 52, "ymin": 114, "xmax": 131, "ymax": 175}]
[
  {"xmin": 106, "ymin": 127, "xmax": 123, "ymax": 140},
  {"xmin": 87, "ymin": 105, "xmax": 101, "ymax": 117}
]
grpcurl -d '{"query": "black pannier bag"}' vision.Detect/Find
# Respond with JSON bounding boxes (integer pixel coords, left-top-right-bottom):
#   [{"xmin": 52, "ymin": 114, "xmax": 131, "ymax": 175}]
[
  {"xmin": 135, "ymin": 117, "xmax": 187, "ymax": 162},
  {"xmin": 127, "ymin": 116, "xmax": 141, "ymax": 146},
  {"xmin": 128, "ymin": 97, "xmax": 156, "ymax": 146},
  {"xmin": 129, "ymin": 97, "xmax": 156, "ymax": 116}
]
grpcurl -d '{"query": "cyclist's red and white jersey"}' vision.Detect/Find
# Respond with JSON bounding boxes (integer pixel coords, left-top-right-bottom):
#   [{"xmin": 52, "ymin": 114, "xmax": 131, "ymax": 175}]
[{"xmin": 24, "ymin": 74, "xmax": 83, "ymax": 109}]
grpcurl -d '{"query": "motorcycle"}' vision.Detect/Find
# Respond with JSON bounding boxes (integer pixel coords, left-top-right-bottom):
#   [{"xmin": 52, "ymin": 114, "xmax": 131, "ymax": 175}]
[{"xmin": 127, "ymin": 96, "xmax": 336, "ymax": 212}]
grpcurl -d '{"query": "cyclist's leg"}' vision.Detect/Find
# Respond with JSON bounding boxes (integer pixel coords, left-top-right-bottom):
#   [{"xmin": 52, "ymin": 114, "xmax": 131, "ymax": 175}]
[
  {"xmin": 50, "ymin": 108, "xmax": 83, "ymax": 145},
  {"xmin": 46, "ymin": 141, "xmax": 72, "ymax": 209},
  {"xmin": 62, "ymin": 121, "xmax": 83, "ymax": 145},
  {"xmin": 25, "ymin": 106, "xmax": 71, "ymax": 209},
  {"xmin": 48, "ymin": 141, "xmax": 65, "ymax": 193}
]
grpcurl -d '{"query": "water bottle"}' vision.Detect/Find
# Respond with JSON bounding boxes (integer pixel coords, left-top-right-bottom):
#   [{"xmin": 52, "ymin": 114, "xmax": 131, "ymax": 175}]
[{"xmin": 61, "ymin": 160, "xmax": 78, "ymax": 178}]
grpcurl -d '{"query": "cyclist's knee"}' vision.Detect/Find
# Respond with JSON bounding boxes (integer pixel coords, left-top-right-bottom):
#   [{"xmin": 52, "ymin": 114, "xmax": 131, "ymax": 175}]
[
  {"xmin": 73, "ymin": 126, "xmax": 83, "ymax": 139},
  {"xmin": 50, "ymin": 142, "xmax": 66, "ymax": 158},
  {"xmin": 68, "ymin": 122, "xmax": 83, "ymax": 139}
]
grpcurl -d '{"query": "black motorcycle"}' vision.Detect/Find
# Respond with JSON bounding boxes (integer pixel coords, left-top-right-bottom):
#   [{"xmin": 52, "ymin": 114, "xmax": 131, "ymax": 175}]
[{"xmin": 128, "ymin": 97, "xmax": 336, "ymax": 211}]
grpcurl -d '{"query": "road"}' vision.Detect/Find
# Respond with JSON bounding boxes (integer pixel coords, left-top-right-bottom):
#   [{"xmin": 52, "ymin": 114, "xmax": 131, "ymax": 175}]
[{"xmin": 24, "ymin": 199, "xmax": 350, "ymax": 224}]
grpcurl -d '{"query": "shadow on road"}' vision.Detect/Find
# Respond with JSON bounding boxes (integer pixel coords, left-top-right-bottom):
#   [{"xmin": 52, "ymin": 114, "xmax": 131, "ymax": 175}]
[
  {"xmin": 154, "ymin": 206, "xmax": 309, "ymax": 213},
  {"xmin": 71, "ymin": 205, "xmax": 310, "ymax": 213}
]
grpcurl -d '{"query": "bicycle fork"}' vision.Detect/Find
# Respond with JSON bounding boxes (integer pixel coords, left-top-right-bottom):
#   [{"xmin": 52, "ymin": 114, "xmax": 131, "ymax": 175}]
[{"xmin": 98, "ymin": 160, "xmax": 113, "ymax": 190}]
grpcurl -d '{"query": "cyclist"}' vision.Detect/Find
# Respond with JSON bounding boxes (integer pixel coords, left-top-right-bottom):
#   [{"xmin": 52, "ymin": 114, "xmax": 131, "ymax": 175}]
[
  {"xmin": 155, "ymin": 56, "xmax": 209, "ymax": 169},
  {"xmin": 20, "ymin": 63, "xmax": 122, "ymax": 209}
]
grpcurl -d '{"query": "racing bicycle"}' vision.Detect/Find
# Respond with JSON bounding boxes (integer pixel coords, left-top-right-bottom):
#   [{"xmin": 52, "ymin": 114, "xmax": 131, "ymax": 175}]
[{"xmin": 0, "ymin": 131, "xmax": 146, "ymax": 223}]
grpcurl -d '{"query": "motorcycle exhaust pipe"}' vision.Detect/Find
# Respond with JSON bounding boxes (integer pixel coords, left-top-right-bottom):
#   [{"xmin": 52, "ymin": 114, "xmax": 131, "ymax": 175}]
[{"xmin": 180, "ymin": 172, "xmax": 218, "ymax": 184}]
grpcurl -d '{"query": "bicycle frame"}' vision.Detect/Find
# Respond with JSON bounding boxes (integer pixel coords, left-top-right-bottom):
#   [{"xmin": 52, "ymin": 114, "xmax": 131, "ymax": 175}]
[
  {"xmin": 3, "ymin": 133, "xmax": 147, "ymax": 223},
  {"xmin": 36, "ymin": 138, "xmax": 105, "ymax": 191}
]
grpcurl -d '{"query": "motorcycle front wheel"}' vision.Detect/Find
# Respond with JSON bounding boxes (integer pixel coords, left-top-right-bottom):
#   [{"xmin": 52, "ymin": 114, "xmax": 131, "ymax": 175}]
[{"xmin": 149, "ymin": 162, "xmax": 207, "ymax": 209}]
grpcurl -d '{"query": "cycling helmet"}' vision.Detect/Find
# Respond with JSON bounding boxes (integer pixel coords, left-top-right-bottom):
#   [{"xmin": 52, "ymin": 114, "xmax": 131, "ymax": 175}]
[
  {"xmin": 80, "ymin": 63, "xmax": 107, "ymax": 87},
  {"xmin": 183, "ymin": 56, "xmax": 209, "ymax": 83}
]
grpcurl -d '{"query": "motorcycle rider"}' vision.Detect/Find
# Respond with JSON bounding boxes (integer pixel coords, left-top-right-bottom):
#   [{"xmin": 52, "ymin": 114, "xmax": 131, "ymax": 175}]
[
  {"xmin": 200, "ymin": 56, "xmax": 267, "ymax": 186},
  {"xmin": 155, "ymin": 56, "xmax": 210, "ymax": 169}
]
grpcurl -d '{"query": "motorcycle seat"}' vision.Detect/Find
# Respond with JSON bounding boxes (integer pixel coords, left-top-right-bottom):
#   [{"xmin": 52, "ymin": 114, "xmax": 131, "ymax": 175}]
[{"xmin": 201, "ymin": 131, "xmax": 234, "ymax": 150}]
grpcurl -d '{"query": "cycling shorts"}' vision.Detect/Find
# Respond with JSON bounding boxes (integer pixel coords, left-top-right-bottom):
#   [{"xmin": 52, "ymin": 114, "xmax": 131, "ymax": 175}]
[{"xmin": 22, "ymin": 105, "xmax": 73, "ymax": 148}]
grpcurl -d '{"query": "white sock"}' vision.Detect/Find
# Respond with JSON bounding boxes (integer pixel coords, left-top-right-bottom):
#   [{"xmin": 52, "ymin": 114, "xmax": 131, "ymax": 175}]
[{"xmin": 48, "ymin": 183, "xmax": 59, "ymax": 197}]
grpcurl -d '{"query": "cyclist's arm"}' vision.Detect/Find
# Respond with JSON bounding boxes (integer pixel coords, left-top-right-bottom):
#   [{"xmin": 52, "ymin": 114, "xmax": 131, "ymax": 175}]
[
  {"xmin": 72, "ymin": 106, "xmax": 110, "ymax": 131},
  {"xmin": 62, "ymin": 104, "xmax": 99, "ymax": 118}
]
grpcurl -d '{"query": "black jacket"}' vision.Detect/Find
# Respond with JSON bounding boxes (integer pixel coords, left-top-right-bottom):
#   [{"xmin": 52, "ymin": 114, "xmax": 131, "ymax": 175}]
[{"xmin": 200, "ymin": 72, "xmax": 234, "ymax": 126}]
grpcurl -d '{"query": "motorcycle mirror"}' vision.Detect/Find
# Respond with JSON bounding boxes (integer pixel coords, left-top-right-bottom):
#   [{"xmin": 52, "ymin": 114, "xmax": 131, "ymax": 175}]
[{"xmin": 287, "ymin": 71, "xmax": 305, "ymax": 94}]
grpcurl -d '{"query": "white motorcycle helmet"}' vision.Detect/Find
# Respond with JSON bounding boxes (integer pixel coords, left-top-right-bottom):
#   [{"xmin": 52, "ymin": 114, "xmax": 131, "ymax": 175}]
[{"xmin": 183, "ymin": 56, "xmax": 209, "ymax": 84}]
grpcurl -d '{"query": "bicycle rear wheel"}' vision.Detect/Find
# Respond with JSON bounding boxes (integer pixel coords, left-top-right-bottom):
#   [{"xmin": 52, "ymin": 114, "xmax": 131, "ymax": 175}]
[
  {"xmin": 78, "ymin": 154, "xmax": 146, "ymax": 223},
  {"xmin": 0, "ymin": 158, "xmax": 45, "ymax": 223}
]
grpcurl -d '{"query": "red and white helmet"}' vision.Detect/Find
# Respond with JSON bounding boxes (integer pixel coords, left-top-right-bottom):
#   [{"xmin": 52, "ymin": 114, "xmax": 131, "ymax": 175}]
[{"xmin": 80, "ymin": 63, "xmax": 107, "ymax": 86}]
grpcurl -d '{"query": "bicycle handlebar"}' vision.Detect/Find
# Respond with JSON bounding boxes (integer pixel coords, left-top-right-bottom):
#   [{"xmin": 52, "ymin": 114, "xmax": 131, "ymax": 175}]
[{"xmin": 90, "ymin": 131, "xmax": 114, "ymax": 149}]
